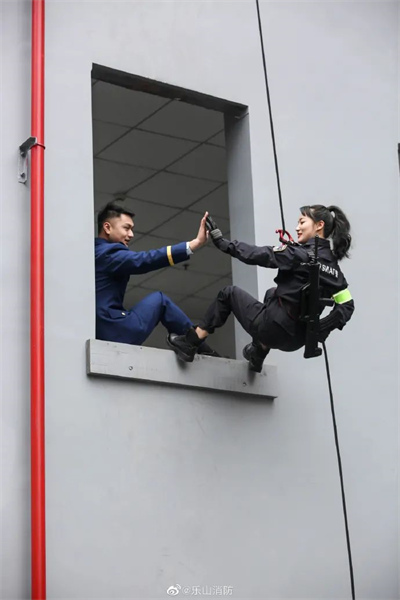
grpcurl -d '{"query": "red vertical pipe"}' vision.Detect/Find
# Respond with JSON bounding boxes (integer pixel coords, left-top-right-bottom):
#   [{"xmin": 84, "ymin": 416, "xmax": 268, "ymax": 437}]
[{"xmin": 31, "ymin": 0, "xmax": 46, "ymax": 597}]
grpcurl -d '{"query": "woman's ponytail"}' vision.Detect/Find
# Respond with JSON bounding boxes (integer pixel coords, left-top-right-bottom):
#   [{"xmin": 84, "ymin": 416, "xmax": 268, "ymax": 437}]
[
  {"xmin": 299, "ymin": 204, "xmax": 352, "ymax": 261},
  {"xmin": 326, "ymin": 205, "xmax": 352, "ymax": 261}
]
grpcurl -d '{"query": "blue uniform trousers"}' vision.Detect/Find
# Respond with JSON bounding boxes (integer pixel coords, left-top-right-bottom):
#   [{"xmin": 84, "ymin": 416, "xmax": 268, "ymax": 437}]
[{"xmin": 128, "ymin": 292, "xmax": 192, "ymax": 345}]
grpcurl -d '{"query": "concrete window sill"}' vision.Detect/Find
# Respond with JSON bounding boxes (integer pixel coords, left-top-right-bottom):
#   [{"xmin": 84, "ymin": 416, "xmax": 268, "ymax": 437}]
[{"xmin": 86, "ymin": 340, "xmax": 278, "ymax": 399}]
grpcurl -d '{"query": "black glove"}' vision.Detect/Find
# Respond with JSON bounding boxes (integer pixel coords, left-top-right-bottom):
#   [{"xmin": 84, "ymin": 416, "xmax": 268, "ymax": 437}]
[
  {"xmin": 318, "ymin": 328, "xmax": 331, "ymax": 343},
  {"xmin": 318, "ymin": 308, "xmax": 343, "ymax": 342},
  {"xmin": 205, "ymin": 214, "xmax": 230, "ymax": 253},
  {"xmin": 206, "ymin": 215, "xmax": 223, "ymax": 241}
]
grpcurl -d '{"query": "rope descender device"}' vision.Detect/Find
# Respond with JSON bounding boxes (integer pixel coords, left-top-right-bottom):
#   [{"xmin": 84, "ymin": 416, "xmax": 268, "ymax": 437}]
[
  {"xmin": 275, "ymin": 228, "xmax": 297, "ymax": 245},
  {"xmin": 299, "ymin": 235, "xmax": 334, "ymax": 358}
]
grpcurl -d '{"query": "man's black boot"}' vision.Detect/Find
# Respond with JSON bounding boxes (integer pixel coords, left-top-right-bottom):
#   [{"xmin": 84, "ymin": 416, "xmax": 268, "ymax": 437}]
[
  {"xmin": 197, "ymin": 340, "xmax": 220, "ymax": 357},
  {"xmin": 167, "ymin": 328, "xmax": 203, "ymax": 362},
  {"xmin": 242, "ymin": 342, "xmax": 270, "ymax": 373}
]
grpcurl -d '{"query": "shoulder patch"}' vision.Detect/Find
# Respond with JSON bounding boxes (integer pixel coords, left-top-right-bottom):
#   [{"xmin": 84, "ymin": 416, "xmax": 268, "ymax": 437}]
[{"xmin": 273, "ymin": 244, "xmax": 288, "ymax": 252}]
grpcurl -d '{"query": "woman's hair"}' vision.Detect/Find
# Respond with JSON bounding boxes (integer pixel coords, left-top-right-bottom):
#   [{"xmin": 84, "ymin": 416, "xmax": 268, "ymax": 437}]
[{"xmin": 299, "ymin": 204, "xmax": 352, "ymax": 261}]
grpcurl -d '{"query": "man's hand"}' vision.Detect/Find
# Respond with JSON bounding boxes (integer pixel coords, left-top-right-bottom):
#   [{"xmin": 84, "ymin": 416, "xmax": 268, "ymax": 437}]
[{"xmin": 189, "ymin": 212, "xmax": 209, "ymax": 252}]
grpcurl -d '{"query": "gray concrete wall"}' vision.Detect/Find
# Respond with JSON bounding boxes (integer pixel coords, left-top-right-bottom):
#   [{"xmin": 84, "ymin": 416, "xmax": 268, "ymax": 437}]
[
  {"xmin": 1, "ymin": 1, "xmax": 398, "ymax": 598},
  {"xmin": 0, "ymin": 2, "xmax": 32, "ymax": 599}
]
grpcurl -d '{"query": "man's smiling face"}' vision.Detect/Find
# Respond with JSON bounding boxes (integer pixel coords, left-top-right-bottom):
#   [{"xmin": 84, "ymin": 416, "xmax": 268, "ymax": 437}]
[{"xmin": 103, "ymin": 213, "xmax": 134, "ymax": 247}]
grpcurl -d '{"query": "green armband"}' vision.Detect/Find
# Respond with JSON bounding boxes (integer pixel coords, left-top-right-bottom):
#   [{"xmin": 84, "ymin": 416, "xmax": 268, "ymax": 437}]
[{"xmin": 332, "ymin": 288, "xmax": 352, "ymax": 304}]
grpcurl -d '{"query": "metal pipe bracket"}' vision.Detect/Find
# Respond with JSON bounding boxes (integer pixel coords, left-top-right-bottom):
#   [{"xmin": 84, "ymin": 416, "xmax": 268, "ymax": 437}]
[{"xmin": 18, "ymin": 136, "xmax": 37, "ymax": 183}]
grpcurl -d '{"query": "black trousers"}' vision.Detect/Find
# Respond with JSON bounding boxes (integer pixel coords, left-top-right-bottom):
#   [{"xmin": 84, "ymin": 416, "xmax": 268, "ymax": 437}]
[{"xmin": 198, "ymin": 286, "xmax": 306, "ymax": 352}]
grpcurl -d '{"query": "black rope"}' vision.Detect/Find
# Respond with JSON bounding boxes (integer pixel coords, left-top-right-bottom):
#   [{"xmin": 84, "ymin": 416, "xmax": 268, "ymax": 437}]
[
  {"xmin": 255, "ymin": 0, "xmax": 286, "ymax": 232},
  {"xmin": 255, "ymin": 2, "xmax": 356, "ymax": 597},
  {"xmin": 322, "ymin": 342, "xmax": 356, "ymax": 599}
]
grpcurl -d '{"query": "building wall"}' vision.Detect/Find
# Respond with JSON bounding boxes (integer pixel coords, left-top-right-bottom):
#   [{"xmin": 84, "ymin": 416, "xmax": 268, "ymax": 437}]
[
  {"xmin": 1, "ymin": 2, "xmax": 32, "ymax": 599},
  {"xmin": 1, "ymin": 1, "xmax": 398, "ymax": 598}
]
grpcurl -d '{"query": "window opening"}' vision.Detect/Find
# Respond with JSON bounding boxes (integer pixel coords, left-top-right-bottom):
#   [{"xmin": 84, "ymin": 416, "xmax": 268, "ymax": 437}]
[{"xmin": 92, "ymin": 66, "xmax": 253, "ymax": 359}]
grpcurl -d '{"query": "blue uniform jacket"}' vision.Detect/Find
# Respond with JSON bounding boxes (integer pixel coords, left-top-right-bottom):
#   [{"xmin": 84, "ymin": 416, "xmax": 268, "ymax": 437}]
[{"xmin": 95, "ymin": 238, "xmax": 189, "ymax": 343}]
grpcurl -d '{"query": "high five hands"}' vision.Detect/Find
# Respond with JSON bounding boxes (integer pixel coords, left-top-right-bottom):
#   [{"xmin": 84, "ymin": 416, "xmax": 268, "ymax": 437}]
[{"xmin": 189, "ymin": 212, "xmax": 230, "ymax": 253}]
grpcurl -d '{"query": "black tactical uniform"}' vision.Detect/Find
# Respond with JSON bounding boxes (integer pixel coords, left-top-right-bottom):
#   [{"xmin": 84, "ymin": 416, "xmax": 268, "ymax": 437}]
[{"xmin": 198, "ymin": 237, "xmax": 354, "ymax": 352}]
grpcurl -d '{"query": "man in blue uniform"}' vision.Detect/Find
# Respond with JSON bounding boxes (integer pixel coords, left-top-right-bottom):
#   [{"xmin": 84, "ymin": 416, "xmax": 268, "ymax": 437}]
[{"xmin": 95, "ymin": 202, "xmax": 217, "ymax": 355}]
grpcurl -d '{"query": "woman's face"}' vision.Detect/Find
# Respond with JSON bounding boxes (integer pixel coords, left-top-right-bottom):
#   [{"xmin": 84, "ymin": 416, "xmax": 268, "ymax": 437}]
[{"xmin": 296, "ymin": 214, "xmax": 324, "ymax": 244}]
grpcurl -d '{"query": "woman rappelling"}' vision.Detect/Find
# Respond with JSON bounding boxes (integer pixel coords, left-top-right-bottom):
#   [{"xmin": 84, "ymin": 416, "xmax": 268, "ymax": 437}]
[{"xmin": 167, "ymin": 204, "xmax": 355, "ymax": 372}]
